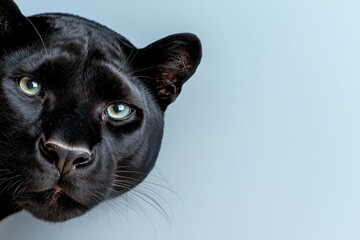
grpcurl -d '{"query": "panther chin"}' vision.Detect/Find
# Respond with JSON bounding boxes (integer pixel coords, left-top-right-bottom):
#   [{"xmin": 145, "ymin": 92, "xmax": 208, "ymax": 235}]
[{"xmin": 17, "ymin": 187, "xmax": 89, "ymax": 222}]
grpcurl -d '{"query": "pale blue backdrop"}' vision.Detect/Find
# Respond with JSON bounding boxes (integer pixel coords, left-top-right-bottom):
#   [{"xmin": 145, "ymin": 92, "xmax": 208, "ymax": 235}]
[{"xmin": 1, "ymin": 0, "xmax": 360, "ymax": 239}]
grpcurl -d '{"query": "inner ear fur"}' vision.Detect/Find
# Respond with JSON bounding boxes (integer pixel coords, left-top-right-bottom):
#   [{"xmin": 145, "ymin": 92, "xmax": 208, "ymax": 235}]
[{"xmin": 134, "ymin": 33, "xmax": 202, "ymax": 111}]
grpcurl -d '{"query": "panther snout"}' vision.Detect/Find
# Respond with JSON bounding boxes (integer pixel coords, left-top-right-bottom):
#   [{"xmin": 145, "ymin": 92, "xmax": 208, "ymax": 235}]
[{"xmin": 41, "ymin": 140, "xmax": 93, "ymax": 175}]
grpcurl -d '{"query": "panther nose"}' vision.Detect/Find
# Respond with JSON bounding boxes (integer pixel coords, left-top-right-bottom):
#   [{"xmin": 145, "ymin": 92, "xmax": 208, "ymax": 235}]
[{"xmin": 42, "ymin": 141, "xmax": 92, "ymax": 175}]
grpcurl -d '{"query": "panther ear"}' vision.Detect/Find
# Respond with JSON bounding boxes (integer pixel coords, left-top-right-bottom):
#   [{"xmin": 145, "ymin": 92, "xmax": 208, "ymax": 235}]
[
  {"xmin": 0, "ymin": 0, "xmax": 27, "ymax": 35},
  {"xmin": 0, "ymin": 0, "xmax": 33, "ymax": 51},
  {"xmin": 133, "ymin": 33, "xmax": 202, "ymax": 111}
]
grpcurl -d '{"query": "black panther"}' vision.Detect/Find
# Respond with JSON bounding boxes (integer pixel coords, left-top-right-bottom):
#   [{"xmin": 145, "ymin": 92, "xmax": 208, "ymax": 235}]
[{"xmin": 0, "ymin": 0, "xmax": 201, "ymax": 222}]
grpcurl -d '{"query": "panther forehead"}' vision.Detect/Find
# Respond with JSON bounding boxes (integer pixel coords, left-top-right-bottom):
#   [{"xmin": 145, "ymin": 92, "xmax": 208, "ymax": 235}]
[{"xmin": 35, "ymin": 13, "xmax": 133, "ymax": 58}]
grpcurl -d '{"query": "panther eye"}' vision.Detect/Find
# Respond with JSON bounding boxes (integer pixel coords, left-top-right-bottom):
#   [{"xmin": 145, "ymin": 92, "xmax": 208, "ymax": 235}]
[
  {"xmin": 105, "ymin": 103, "xmax": 132, "ymax": 120},
  {"xmin": 18, "ymin": 77, "xmax": 42, "ymax": 96}
]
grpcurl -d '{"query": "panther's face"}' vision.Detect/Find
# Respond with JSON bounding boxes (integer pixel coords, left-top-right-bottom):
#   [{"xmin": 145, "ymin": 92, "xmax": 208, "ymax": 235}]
[{"xmin": 0, "ymin": 1, "xmax": 201, "ymax": 222}]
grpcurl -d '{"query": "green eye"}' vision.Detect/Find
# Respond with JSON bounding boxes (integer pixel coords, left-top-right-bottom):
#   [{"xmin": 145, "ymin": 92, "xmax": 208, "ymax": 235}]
[
  {"xmin": 19, "ymin": 77, "xmax": 42, "ymax": 96},
  {"xmin": 106, "ymin": 103, "xmax": 132, "ymax": 120}
]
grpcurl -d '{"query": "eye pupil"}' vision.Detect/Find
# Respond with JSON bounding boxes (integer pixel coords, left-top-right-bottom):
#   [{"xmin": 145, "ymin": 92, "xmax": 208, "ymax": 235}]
[
  {"xmin": 113, "ymin": 104, "xmax": 125, "ymax": 113},
  {"xmin": 27, "ymin": 81, "xmax": 37, "ymax": 89}
]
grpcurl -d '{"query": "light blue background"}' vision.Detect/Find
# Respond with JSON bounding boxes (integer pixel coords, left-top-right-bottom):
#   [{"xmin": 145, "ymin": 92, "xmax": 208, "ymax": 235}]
[{"xmin": 2, "ymin": 0, "xmax": 360, "ymax": 239}]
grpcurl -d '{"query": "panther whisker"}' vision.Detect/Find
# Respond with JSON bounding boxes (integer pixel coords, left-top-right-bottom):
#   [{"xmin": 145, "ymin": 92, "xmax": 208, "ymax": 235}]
[
  {"xmin": 114, "ymin": 170, "xmax": 169, "ymax": 182},
  {"xmin": 0, "ymin": 175, "xmax": 21, "ymax": 194},
  {"xmin": 7, "ymin": 178, "xmax": 23, "ymax": 197},
  {"xmin": 116, "ymin": 193, "xmax": 157, "ymax": 230},
  {"xmin": 12, "ymin": 180, "xmax": 25, "ymax": 198},
  {"xmin": 111, "ymin": 182, "xmax": 172, "ymax": 223},
  {"xmin": 90, "ymin": 190, "xmax": 104, "ymax": 205},
  {"xmin": 102, "ymin": 197, "xmax": 128, "ymax": 221},
  {"xmin": 23, "ymin": 17, "xmax": 48, "ymax": 56},
  {"xmin": 127, "ymin": 66, "xmax": 158, "ymax": 76},
  {"xmin": 116, "ymin": 47, "xmax": 137, "ymax": 72},
  {"xmin": 114, "ymin": 174, "xmax": 178, "ymax": 197}
]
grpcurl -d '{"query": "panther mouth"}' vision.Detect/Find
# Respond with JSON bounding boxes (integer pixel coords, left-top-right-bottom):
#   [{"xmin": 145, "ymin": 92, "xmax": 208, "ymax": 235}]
[{"xmin": 16, "ymin": 187, "xmax": 89, "ymax": 222}]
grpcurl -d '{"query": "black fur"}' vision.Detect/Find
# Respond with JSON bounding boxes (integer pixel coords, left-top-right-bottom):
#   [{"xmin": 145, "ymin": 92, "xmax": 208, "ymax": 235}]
[{"xmin": 0, "ymin": 0, "xmax": 201, "ymax": 222}]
